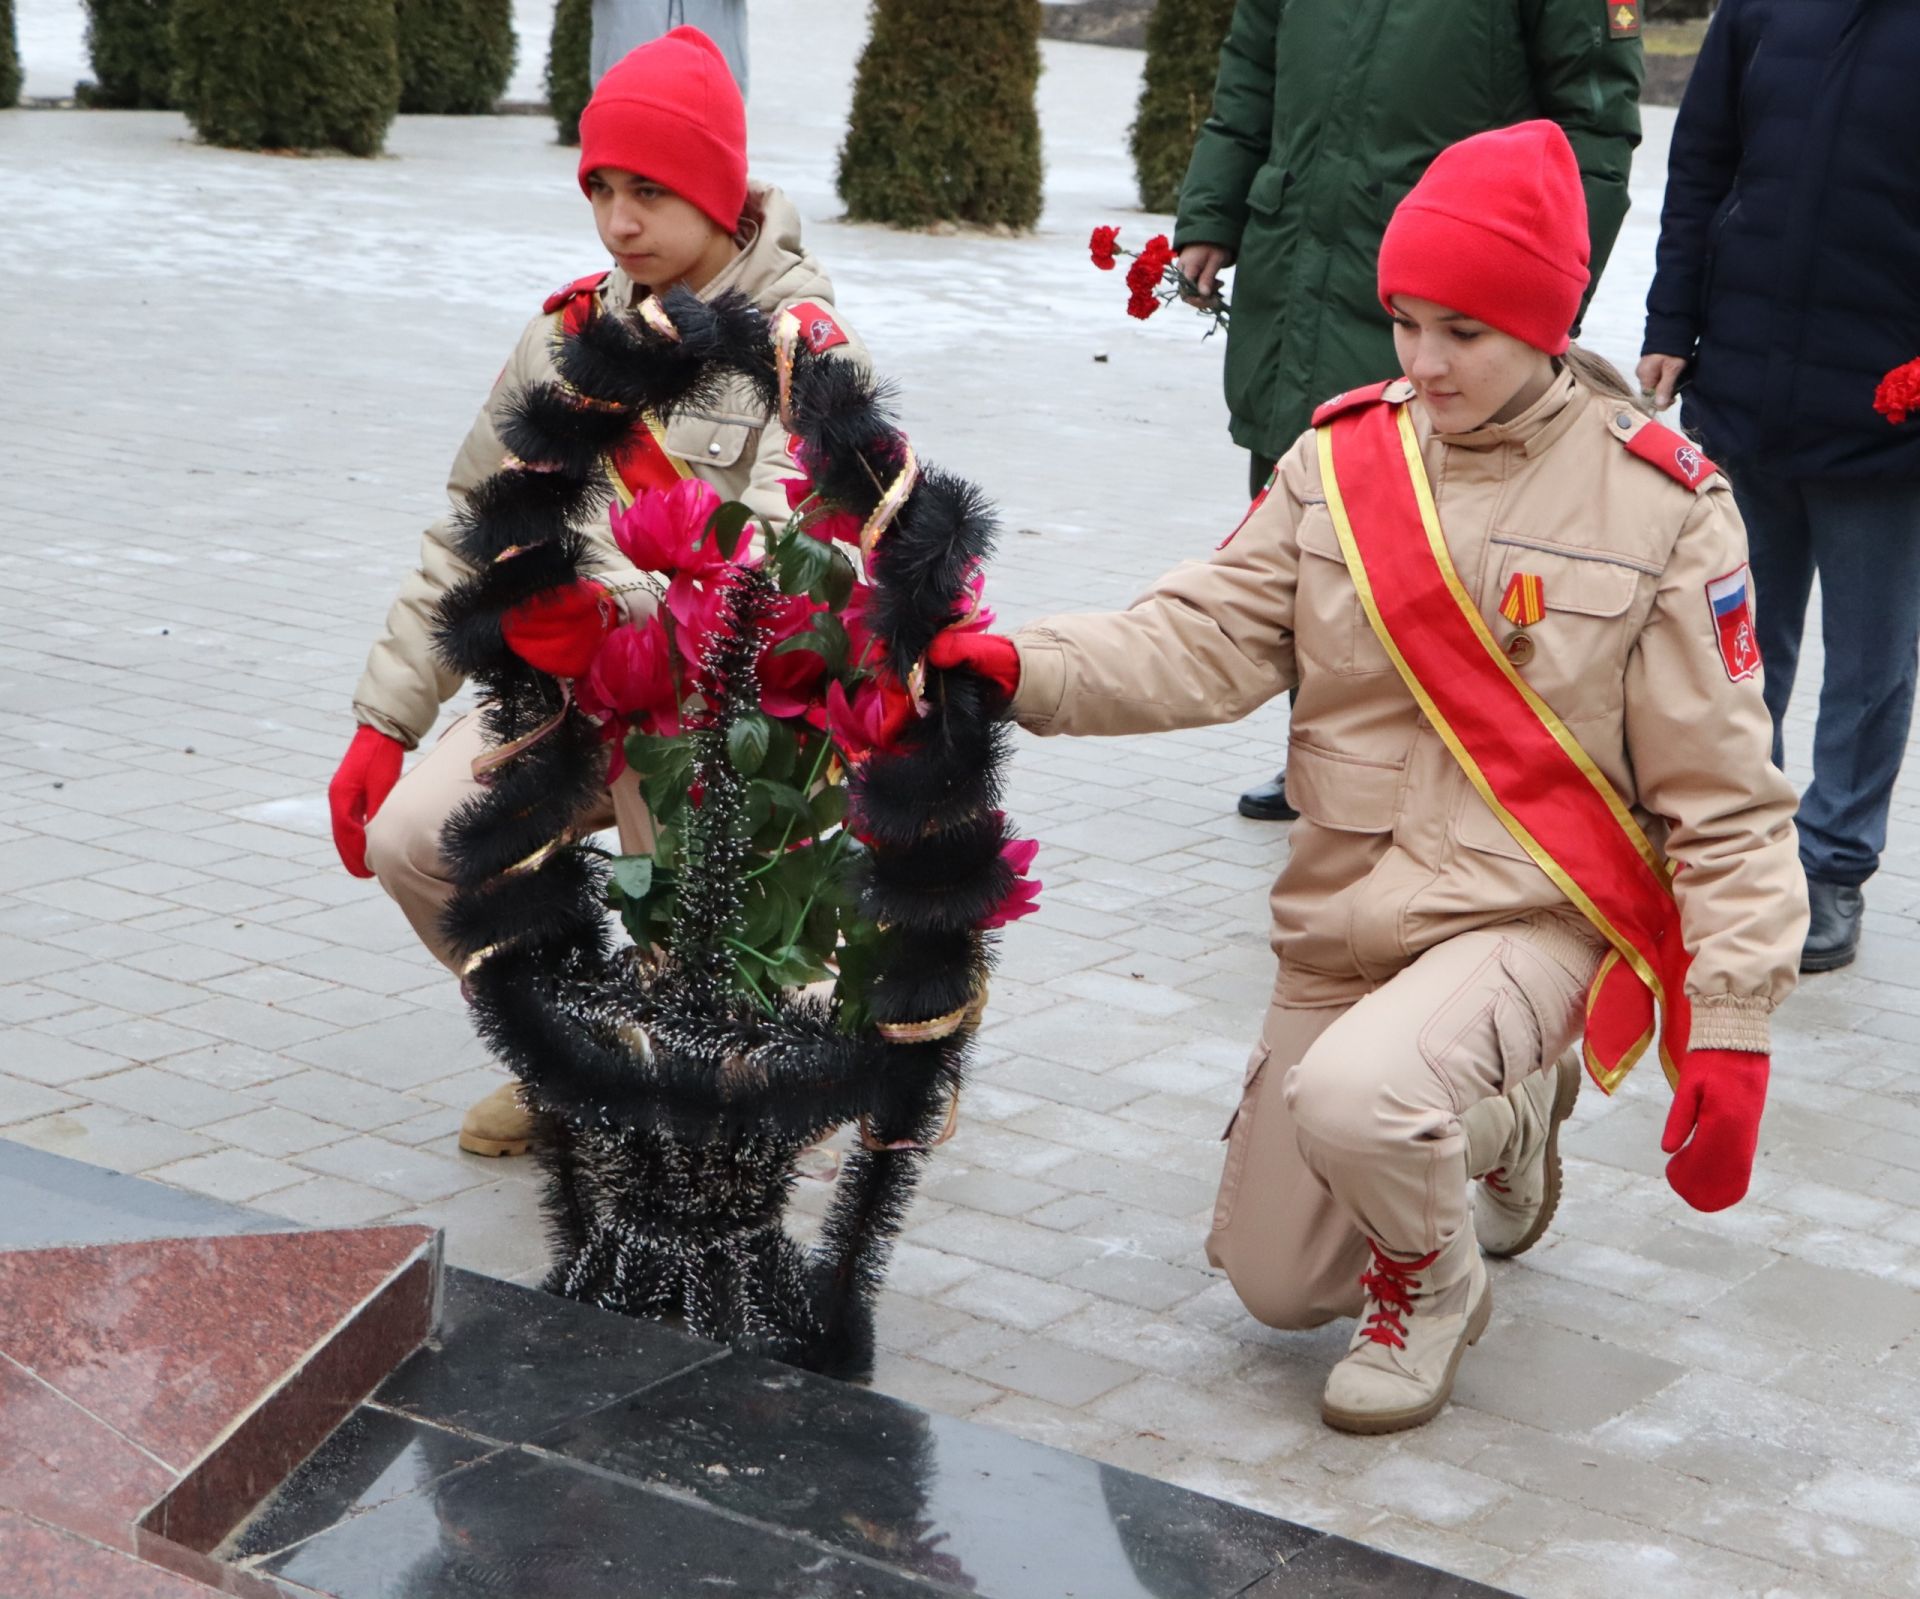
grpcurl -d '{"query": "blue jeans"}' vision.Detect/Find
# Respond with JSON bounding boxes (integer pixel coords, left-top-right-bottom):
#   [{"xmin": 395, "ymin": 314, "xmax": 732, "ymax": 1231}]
[{"xmin": 1721, "ymin": 457, "xmax": 1920, "ymax": 886}]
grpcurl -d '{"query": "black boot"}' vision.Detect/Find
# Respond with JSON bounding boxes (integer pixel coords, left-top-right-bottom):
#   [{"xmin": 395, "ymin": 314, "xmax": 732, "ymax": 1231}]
[
  {"xmin": 1801, "ymin": 878, "xmax": 1864, "ymax": 973},
  {"xmin": 1238, "ymin": 769, "xmax": 1299, "ymax": 822}
]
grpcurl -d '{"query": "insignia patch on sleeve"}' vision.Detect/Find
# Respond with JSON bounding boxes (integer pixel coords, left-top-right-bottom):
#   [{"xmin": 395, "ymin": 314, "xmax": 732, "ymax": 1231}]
[
  {"xmin": 1608, "ymin": 0, "xmax": 1641, "ymax": 37},
  {"xmin": 786, "ymin": 300, "xmax": 849, "ymax": 356},
  {"xmin": 1706, "ymin": 564, "xmax": 1761, "ymax": 682},
  {"xmin": 1218, "ymin": 469, "xmax": 1278, "ymax": 549}
]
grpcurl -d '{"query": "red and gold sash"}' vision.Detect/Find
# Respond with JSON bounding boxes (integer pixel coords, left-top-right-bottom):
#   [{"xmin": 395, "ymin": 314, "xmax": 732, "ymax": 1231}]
[{"xmin": 1316, "ymin": 394, "xmax": 1689, "ymax": 1092}]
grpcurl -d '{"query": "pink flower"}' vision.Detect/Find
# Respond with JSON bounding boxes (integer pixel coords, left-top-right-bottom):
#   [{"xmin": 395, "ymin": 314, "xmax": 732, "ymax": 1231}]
[
  {"xmin": 665, "ymin": 570, "xmax": 734, "ymax": 667},
  {"xmin": 948, "ymin": 561, "xmax": 996, "ymax": 634},
  {"xmin": 825, "ymin": 675, "xmax": 914, "ymax": 763},
  {"xmin": 980, "ymin": 836, "xmax": 1041, "ymax": 929},
  {"xmin": 609, "ymin": 478, "xmax": 728, "ymax": 574},
  {"xmin": 577, "ymin": 617, "xmax": 682, "ymax": 774}
]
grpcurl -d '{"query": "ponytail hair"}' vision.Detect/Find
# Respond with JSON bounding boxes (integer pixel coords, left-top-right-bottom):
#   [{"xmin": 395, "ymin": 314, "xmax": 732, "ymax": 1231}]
[{"xmin": 1563, "ymin": 342, "xmax": 1648, "ymax": 415}]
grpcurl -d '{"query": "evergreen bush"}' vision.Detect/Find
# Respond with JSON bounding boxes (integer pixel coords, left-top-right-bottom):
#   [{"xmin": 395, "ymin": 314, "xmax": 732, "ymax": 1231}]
[
  {"xmin": 171, "ymin": 0, "xmax": 400, "ymax": 155},
  {"xmin": 80, "ymin": 0, "xmax": 175, "ymax": 108},
  {"xmin": 546, "ymin": 0, "xmax": 591, "ymax": 145},
  {"xmin": 837, "ymin": 0, "xmax": 1044, "ymax": 231},
  {"xmin": 398, "ymin": 0, "xmax": 515, "ymax": 114},
  {"xmin": 1, "ymin": 0, "xmax": 21, "ymax": 108},
  {"xmin": 1129, "ymin": 0, "xmax": 1234, "ymax": 213}
]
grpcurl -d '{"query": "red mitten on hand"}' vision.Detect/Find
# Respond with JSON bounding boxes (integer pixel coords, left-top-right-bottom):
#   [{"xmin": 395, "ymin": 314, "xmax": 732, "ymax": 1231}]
[
  {"xmin": 1661, "ymin": 1048, "xmax": 1769, "ymax": 1212},
  {"xmin": 927, "ymin": 628, "xmax": 1021, "ymax": 699},
  {"xmin": 501, "ymin": 579, "xmax": 615, "ymax": 679},
  {"xmin": 328, "ymin": 726, "xmax": 405, "ymax": 879}
]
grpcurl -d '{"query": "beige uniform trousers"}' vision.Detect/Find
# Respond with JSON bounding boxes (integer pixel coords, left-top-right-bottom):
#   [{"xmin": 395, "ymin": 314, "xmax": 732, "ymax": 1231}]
[
  {"xmin": 1206, "ymin": 914, "xmax": 1602, "ymax": 1329},
  {"xmin": 363, "ymin": 713, "xmax": 651, "ymax": 974}
]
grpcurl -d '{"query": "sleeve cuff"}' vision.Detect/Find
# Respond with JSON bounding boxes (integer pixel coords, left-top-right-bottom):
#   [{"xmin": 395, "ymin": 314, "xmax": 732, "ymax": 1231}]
[
  {"xmin": 1687, "ymin": 994, "xmax": 1773, "ymax": 1054},
  {"xmin": 352, "ymin": 703, "xmax": 422, "ymax": 751},
  {"xmin": 1640, "ymin": 317, "xmax": 1700, "ymax": 361},
  {"xmin": 1008, "ymin": 631, "xmax": 1067, "ymax": 734}
]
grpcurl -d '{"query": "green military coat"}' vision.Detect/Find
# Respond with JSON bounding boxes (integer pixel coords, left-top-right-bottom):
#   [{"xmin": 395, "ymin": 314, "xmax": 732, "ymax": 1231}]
[{"xmin": 1174, "ymin": 0, "xmax": 1643, "ymax": 459}]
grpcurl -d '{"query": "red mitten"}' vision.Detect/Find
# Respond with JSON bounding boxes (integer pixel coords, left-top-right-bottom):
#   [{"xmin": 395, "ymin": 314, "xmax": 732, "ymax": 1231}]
[
  {"xmin": 927, "ymin": 628, "xmax": 1021, "ymax": 699},
  {"xmin": 328, "ymin": 726, "xmax": 405, "ymax": 879},
  {"xmin": 1661, "ymin": 1048, "xmax": 1769, "ymax": 1212},
  {"xmin": 501, "ymin": 579, "xmax": 615, "ymax": 678}
]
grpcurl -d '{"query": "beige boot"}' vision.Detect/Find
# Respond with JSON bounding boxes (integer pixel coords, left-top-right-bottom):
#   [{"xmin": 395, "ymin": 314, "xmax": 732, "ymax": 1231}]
[
  {"xmin": 1463, "ymin": 1047, "xmax": 1581, "ymax": 1259},
  {"xmin": 458, "ymin": 1081, "xmax": 541, "ymax": 1158},
  {"xmin": 1321, "ymin": 1239, "xmax": 1491, "ymax": 1435}
]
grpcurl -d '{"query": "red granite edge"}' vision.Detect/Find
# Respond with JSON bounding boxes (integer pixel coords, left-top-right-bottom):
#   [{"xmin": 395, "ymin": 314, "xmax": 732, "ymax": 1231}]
[{"xmin": 140, "ymin": 1233, "xmax": 442, "ymax": 1556}]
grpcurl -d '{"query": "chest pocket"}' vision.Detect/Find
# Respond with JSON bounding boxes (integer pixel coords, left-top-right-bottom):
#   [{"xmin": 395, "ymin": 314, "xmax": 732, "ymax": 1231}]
[
  {"xmin": 662, "ymin": 409, "xmax": 758, "ymax": 472},
  {"xmin": 1293, "ymin": 504, "xmax": 1396, "ymax": 676},
  {"xmin": 1486, "ymin": 539, "xmax": 1648, "ymax": 718}
]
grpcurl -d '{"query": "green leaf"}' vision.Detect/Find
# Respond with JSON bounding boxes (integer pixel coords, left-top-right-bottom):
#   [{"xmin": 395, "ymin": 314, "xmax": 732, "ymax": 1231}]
[
  {"xmin": 813, "ymin": 547, "xmax": 857, "ymax": 610},
  {"xmin": 607, "ymin": 855, "xmax": 654, "ymax": 900},
  {"xmin": 728, "ymin": 712, "xmax": 772, "ymax": 775},
  {"xmin": 741, "ymin": 782, "xmax": 774, "ymax": 837},
  {"xmin": 810, "ymin": 782, "xmax": 848, "ymax": 832},
  {"xmin": 651, "ymin": 824, "xmax": 680, "ymax": 871},
  {"xmin": 776, "ymin": 532, "xmax": 833, "ymax": 597},
  {"xmin": 625, "ymin": 730, "xmax": 680, "ymax": 777},
  {"xmin": 758, "ymin": 780, "xmax": 817, "ymax": 835},
  {"xmin": 740, "ymin": 879, "xmax": 790, "ymax": 948},
  {"xmin": 762, "ymin": 717, "xmax": 798, "ymax": 782},
  {"xmin": 706, "ymin": 500, "xmax": 756, "ymax": 562},
  {"xmin": 642, "ymin": 770, "xmax": 687, "ymax": 825},
  {"xmin": 763, "ymin": 944, "xmax": 834, "ymax": 989},
  {"xmin": 772, "ymin": 612, "xmax": 850, "ymax": 675}
]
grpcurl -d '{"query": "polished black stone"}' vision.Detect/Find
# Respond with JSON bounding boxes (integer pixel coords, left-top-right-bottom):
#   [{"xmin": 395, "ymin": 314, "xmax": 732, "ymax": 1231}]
[
  {"xmin": 225, "ymin": 1409, "xmax": 496, "ymax": 1563},
  {"xmin": 375, "ymin": 1268, "xmax": 723, "ymax": 1443},
  {"xmin": 0, "ymin": 1139, "xmax": 287, "ymax": 1250},
  {"xmin": 1243, "ymin": 1534, "xmax": 1514, "ymax": 1596},
  {"xmin": 539, "ymin": 1356, "xmax": 1319, "ymax": 1599},
  {"xmin": 262, "ymin": 1446, "xmax": 949, "ymax": 1599}
]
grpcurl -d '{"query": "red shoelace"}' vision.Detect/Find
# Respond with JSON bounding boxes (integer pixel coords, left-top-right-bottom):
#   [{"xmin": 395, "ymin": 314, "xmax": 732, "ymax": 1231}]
[
  {"xmin": 1356, "ymin": 1241, "xmax": 1439, "ymax": 1349},
  {"xmin": 1482, "ymin": 1167, "xmax": 1512, "ymax": 1195}
]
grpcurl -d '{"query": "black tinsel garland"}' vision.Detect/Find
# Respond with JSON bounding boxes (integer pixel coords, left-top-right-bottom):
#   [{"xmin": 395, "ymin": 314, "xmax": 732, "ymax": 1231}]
[{"xmin": 430, "ymin": 287, "xmax": 1014, "ymax": 1378}]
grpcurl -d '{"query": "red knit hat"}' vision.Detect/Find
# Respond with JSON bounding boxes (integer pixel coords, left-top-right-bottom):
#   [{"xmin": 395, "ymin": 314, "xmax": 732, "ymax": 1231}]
[
  {"xmin": 1377, "ymin": 121, "xmax": 1590, "ymax": 355},
  {"xmin": 577, "ymin": 27, "xmax": 748, "ymax": 234}
]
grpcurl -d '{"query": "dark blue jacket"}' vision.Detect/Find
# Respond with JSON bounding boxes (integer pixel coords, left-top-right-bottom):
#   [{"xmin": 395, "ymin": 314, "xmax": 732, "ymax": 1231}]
[{"xmin": 1643, "ymin": 0, "xmax": 1920, "ymax": 479}]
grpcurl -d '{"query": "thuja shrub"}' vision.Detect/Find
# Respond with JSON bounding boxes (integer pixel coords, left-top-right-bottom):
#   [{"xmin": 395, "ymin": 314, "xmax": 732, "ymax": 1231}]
[
  {"xmin": 398, "ymin": 0, "xmax": 515, "ymax": 114},
  {"xmin": 171, "ymin": 0, "xmax": 400, "ymax": 156},
  {"xmin": 837, "ymin": 0, "xmax": 1044, "ymax": 231},
  {"xmin": 1, "ymin": 0, "xmax": 21, "ymax": 108},
  {"xmin": 546, "ymin": 0, "xmax": 590, "ymax": 145},
  {"xmin": 1129, "ymin": 0, "xmax": 1235, "ymax": 213},
  {"xmin": 81, "ymin": 0, "xmax": 176, "ymax": 108}
]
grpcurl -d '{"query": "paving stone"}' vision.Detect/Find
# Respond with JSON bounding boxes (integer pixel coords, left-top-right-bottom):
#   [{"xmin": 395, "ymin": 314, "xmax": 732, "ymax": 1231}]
[
  {"xmin": 0, "ymin": 1076, "xmax": 82, "ymax": 1127},
  {"xmin": 82, "ymin": 1065, "xmax": 264, "ymax": 1129},
  {"xmin": 65, "ymin": 1015, "xmax": 223, "ymax": 1064},
  {"xmin": 248, "ymin": 1175, "xmax": 407, "ymax": 1228},
  {"xmin": 934, "ymin": 1264, "xmax": 1094, "ymax": 1332},
  {"xmin": 1710, "ymin": 1256, "xmax": 1920, "ymax": 1362},
  {"xmin": 160, "ymin": 1042, "xmax": 304, "ymax": 1091},
  {"xmin": 199, "ymin": 1105, "xmax": 351, "ymax": 1158},
  {"xmin": 253, "ymin": 1068, "xmax": 425, "ymax": 1129},
  {"xmin": 147, "ymin": 1147, "xmax": 308, "ymax": 1203},
  {"xmin": 296, "ymin": 1134, "xmax": 487, "ymax": 1202},
  {"xmin": 5, "ymin": 1032, "xmax": 134, "ymax": 1087},
  {"xmin": 5, "ymin": 1103, "xmax": 215, "ymax": 1174},
  {"xmin": 959, "ymin": 1332, "xmax": 1141, "ymax": 1408}
]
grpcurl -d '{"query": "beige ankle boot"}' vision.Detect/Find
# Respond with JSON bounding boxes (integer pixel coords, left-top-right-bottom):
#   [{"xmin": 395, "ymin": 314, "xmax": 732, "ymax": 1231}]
[
  {"xmin": 1463, "ymin": 1047, "xmax": 1581, "ymax": 1259},
  {"xmin": 1321, "ymin": 1238, "xmax": 1490, "ymax": 1435},
  {"xmin": 458, "ymin": 1081, "xmax": 541, "ymax": 1158}
]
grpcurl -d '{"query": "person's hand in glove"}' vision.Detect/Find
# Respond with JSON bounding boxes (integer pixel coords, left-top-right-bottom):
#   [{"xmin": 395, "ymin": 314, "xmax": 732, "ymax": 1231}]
[
  {"xmin": 328, "ymin": 726, "xmax": 405, "ymax": 878},
  {"xmin": 926, "ymin": 628, "xmax": 1020, "ymax": 700},
  {"xmin": 1661, "ymin": 1048, "xmax": 1769, "ymax": 1212},
  {"xmin": 500, "ymin": 579, "xmax": 616, "ymax": 679}
]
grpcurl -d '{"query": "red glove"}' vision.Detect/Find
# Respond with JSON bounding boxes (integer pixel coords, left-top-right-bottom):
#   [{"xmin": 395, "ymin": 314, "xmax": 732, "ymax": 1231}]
[
  {"xmin": 500, "ymin": 579, "xmax": 615, "ymax": 679},
  {"xmin": 328, "ymin": 726, "xmax": 405, "ymax": 879},
  {"xmin": 927, "ymin": 629, "xmax": 1020, "ymax": 699},
  {"xmin": 1661, "ymin": 1048, "xmax": 1769, "ymax": 1212}
]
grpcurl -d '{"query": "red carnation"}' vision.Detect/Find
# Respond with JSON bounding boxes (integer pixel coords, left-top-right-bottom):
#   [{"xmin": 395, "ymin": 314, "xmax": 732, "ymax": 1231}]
[
  {"xmin": 1875, "ymin": 357, "xmax": 1920, "ymax": 425},
  {"xmin": 1126, "ymin": 286, "xmax": 1161, "ymax": 321},
  {"xmin": 1089, "ymin": 225, "xmax": 1121, "ymax": 271},
  {"xmin": 1137, "ymin": 233, "xmax": 1174, "ymax": 275}
]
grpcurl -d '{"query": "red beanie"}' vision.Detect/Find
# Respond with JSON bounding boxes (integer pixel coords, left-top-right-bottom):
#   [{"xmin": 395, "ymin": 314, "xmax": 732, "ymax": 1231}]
[
  {"xmin": 1377, "ymin": 121, "xmax": 1590, "ymax": 355},
  {"xmin": 577, "ymin": 27, "xmax": 748, "ymax": 233}
]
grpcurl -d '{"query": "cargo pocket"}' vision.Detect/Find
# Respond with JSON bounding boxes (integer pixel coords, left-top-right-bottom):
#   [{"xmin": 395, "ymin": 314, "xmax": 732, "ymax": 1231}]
[
  {"xmin": 1211, "ymin": 1044, "xmax": 1271, "ymax": 1234},
  {"xmin": 1416, "ymin": 948, "xmax": 1544, "ymax": 1107}
]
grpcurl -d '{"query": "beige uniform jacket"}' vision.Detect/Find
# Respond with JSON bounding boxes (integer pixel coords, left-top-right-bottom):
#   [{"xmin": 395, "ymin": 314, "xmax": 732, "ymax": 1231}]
[
  {"xmin": 1011, "ymin": 374, "xmax": 1807, "ymax": 1054},
  {"xmin": 353, "ymin": 182, "xmax": 866, "ymax": 748}
]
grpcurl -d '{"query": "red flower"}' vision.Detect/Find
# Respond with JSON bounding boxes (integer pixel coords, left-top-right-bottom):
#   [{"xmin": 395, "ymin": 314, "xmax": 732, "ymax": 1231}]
[
  {"xmin": 981, "ymin": 835, "xmax": 1042, "ymax": 929},
  {"xmin": 781, "ymin": 476, "xmax": 864, "ymax": 545},
  {"xmin": 825, "ymin": 675, "xmax": 914, "ymax": 763},
  {"xmin": 1137, "ymin": 233, "xmax": 1174, "ymax": 276},
  {"xmin": 1089, "ymin": 225, "xmax": 1121, "ymax": 271},
  {"xmin": 756, "ymin": 592, "xmax": 831, "ymax": 718},
  {"xmin": 608, "ymin": 477, "xmax": 728, "ymax": 575},
  {"xmin": 1875, "ymin": 357, "xmax": 1920, "ymax": 425},
  {"xmin": 1126, "ymin": 286, "xmax": 1162, "ymax": 321},
  {"xmin": 577, "ymin": 616, "xmax": 682, "ymax": 774},
  {"xmin": 665, "ymin": 570, "xmax": 734, "ymax": 669}
]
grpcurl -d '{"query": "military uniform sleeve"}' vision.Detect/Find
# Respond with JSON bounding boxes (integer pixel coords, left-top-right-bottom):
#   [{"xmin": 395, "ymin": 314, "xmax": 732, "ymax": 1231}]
[
  {"xmin": 1011, "ymin": 441, "xmax": 1305, "ymax": 737},
  {"xmin": 1621, "ymin": 486, "xmax": 1807, "ymax": 1053},
  {"xmin": 1523, "ymin": 0, "xmax": 1644, "ymax": 319},
  {"xmin": 1172, "ymin": 0, "xmax": 1279, "ymax": 255}
]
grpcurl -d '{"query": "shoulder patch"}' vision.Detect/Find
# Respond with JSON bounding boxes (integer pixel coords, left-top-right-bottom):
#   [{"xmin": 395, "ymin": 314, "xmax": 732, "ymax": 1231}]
[
  {"xmin": 542, "ymin": 270, "xmax": 611, "ymax": 316},
  {"xmin": 1311, "ymin": 379, "xmax": 1399, "ymax": 427},
  {"xmin": 1612, "ymin": 414, "xmax": 1719, "ymax": 491},
  {"xmin": 1608, "ymin": 0, "xmax": 1641, "ymax": 38},
  {"xmin": 783, "ymin": 300, "xmax": 848, "ymax": 356}
]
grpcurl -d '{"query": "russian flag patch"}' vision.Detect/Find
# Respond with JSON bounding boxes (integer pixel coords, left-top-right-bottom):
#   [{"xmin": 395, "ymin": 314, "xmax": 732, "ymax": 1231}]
[{"xmin": 1706, "ymin": 564, "xmax": 1760, "ymax": 682}]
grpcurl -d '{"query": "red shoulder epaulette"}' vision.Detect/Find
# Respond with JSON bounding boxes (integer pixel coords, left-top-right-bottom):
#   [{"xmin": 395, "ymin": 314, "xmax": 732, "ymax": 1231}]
[
  {"xmin": 783, "ymin": 300, "xmax": 849, "ymax": 356},
  {"xmin": 543, "ymin": 271, "xmax": 610, "ymax": 316},
  {"xmin": 1311, "ymin": 379, "xmax": 1399, "ymax": 427},
  {"xmin": 1616, "ymin": 415, "xmax": 1719, "ymax": 490}
]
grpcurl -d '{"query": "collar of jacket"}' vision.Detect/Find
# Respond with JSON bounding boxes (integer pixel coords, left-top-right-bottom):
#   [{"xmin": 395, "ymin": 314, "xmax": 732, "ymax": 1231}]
[
  {"xmin": 604, "ymin": 181, "xmax": 807, "ymax": 311},
  {"xmin": 1431, "ymin": 369, "xmax": 1584, "ymax": 457}
]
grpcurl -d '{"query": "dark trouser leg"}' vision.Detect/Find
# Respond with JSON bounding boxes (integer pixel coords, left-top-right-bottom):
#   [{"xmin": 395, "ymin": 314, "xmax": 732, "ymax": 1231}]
[
  {"xmin": 1794, "ymin": 478, "xmax": 1920, "ymax": 886},
  {"xmin": 1723, "ymin": 456, "xmax": 1815, "ymax": 771},
  {"xmin": 1239, "ymin": 449, "xmax": 1298, "ymax": 819}
]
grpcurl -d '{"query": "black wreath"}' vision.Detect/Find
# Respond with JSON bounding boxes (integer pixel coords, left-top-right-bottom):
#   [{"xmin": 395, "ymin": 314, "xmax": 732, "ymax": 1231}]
[{"xmin": 430, "ymin": 288, "xmax": 1013, "ymax": 1379}]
